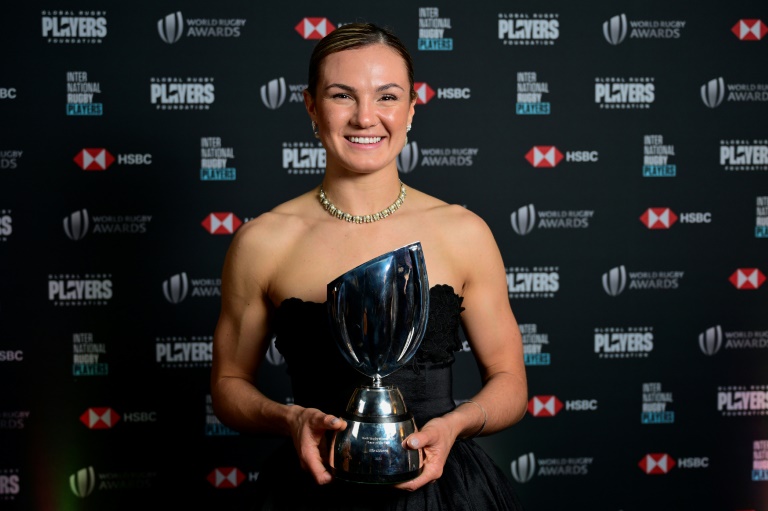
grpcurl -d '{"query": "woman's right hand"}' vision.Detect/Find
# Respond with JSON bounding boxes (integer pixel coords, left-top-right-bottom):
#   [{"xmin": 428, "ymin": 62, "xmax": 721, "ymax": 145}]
[{"xmin": 290, "ymin": 407, "xmax": 347, "ymax": 485}]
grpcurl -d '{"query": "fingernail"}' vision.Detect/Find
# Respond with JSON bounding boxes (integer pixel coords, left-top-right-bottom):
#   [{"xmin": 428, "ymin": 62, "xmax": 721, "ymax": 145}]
[
  {"xmin": 330, "ymin": 417, "xmax": 339, "ymax": 425},
  {"xmin": 409, "ymin": 438, "xmax": 420, "ymax": 448}
]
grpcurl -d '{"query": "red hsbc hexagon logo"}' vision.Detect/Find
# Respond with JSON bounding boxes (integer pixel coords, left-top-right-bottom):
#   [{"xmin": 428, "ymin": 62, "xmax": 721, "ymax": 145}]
[
  {"xmin": 207, "ymin": 467, "xmax": 245, "ymax": 488},
  {"xmin": 80, "ymin": 407, "xmax": 120, "ymax": 429},
  {"xmin": 638, "ymin": 453, "xmax": 676, "ymax": 474},
  {"xmin": 527, "ymin": 395, "xmax": 563, "ymax": 417},
  {"xmin": 729, "ymin": 268, "xmax": 766, "ymax": 289},
  {"xmin": 414, "ymin": 82, "xmax": 435, "ymax": 105},
  {"xmin": 294, "ymin": 18, "xmax": 335, "ymax": 40},
  {"xmin": 201, "ymin": 213, "xmax": 243, "ymax": 235},
  {"xmin": 525, "ymin": 146, "xmax": 563, "ymax": 168},
  {"xmin": 732, "ymin": 19, "xmax": 767, "ymax": 41},
  {"xmin": 640, "ymin": 208, "xmax": 678, "ymax": 229},
  {"xmin": 74, "ymin": 149, "xmax": 115, "ymax": 171}
]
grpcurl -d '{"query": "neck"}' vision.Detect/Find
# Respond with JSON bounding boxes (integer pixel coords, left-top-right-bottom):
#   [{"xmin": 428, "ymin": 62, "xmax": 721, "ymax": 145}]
[{"xmin": 320, "ymin": 170, "xmax": 403, "ymax": 217}]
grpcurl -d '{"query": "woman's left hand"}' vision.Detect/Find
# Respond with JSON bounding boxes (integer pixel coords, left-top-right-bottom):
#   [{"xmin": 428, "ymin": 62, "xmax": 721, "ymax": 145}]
[{"xmin": 395, "ymin": 415, "xmax": 458, "ymax": 491}]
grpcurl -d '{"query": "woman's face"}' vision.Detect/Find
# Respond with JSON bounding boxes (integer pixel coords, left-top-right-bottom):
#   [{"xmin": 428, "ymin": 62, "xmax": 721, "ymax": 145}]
[{"xmin": 305, "ymin": 44, "xmax": 415, "ymax": 176}]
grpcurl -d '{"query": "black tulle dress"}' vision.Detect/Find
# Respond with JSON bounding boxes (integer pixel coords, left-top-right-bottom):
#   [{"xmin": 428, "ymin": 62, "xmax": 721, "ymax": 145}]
[{"xmin": 252, "ymin": 284, "xmax": 523, "ymax": 510}]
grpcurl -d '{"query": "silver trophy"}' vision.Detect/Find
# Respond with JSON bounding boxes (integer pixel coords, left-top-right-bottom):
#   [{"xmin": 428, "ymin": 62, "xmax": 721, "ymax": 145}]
[{"xmin": 327, "ymin": 242, "xmax": 429, "ymax": 484}]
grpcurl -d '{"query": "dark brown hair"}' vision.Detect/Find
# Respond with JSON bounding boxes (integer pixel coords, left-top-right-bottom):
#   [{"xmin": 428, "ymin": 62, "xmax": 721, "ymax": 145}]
[{"xmin": 306, "ymin": 23, "xmax": 417, "ymax": 102}]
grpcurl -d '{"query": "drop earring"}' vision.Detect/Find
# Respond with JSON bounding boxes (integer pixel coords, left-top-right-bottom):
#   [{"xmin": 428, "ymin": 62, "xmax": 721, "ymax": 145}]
[
  {"xmin": 405, "ymin": 124, "xmax": 412, "ymax": 146},
  {"xmin": 312, "ymin": 121, "xmax": 320, "ymax": 139}
]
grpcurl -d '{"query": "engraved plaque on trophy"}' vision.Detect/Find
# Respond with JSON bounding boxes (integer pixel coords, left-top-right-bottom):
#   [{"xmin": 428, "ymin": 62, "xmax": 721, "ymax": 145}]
[{"xmin": 326, "ymin": 242, "xmax": 429, "ymax": 484}]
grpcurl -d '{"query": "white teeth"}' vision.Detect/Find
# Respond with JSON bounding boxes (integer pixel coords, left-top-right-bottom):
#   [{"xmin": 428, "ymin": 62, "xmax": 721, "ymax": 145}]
[{"xmin": 348, "ymin": 136, "xmax": 382, "ymax": 144}]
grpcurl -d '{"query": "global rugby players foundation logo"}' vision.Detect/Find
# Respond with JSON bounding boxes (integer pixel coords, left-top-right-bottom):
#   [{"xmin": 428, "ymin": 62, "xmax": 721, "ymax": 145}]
[
  {"xmin": 639, "ymin": 453, "xmax": 675, "ymax": 474},
  {"xmin": 295, "ymin": 18, "xmax": 335, "ymax": 39},
  {"xmin": 163, "ymin": 272, "xmax": 189, "ymax": 304},
  {"xmin": 207, "ymin": 467, "xmax": 245, "ymax": 488},
  {"xmin": 602, "ymin": 265, "xmax": 627, "ymax": 296},
  {"xmin": 729, "ymin": 268, "xmax": 766, "ymax": 289},
  {"xmin": 201, "ymin": 213, "xmax": 242, "ymax": 234},
  {"xmin": 80, "ymin": 407, "xmax": 120, "ymax": 429},
  {"xmin": 74, "ymin": 148, "xmax": 114, "ymax": 171},
  {"xmin": 732, "ymin": 19, "xmax": 766, "ymax": 41},
  {"xmin": 510, "ymin": 453, "xmax": 536, "ymax": 483},
  {"xmin": 158, "ymin": 12, "xmax": 183, "ymax": 44},
  {"xmin": 603, "ymin": 14, "xmax": 628, "ymax": 45}
]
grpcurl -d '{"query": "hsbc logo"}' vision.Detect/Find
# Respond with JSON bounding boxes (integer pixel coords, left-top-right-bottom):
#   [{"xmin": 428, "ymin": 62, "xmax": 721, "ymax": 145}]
[
  {"xmin": 638, "ymin": 453, "xmax": 675, "ymax": 474},
  {"xmin": 640, "ymin": 208, "xmax": 677, "ymax": 229},
  {"xmin": 732, "ymin": 19, "xmax": 767, "ymax": 41},
  {"xmin": 413, "ymin": 82, "xmax": 470, "ymax": 105},
  {"xmin": 207, "ymin": 467, "xmax": 245, "ymax": 488},
  {"xmin": 526, "ymin": 146, "xmax": 562, "ymax": 167},
  {"xmin": 729, "ymin": 268, "xmax": 766, "ymax": 290},
  {"xmin": 295, "ymin": 17, "xmax": 335, "ymax": 40},
  {"xmin": 201, "ymin": 213, "xmax": 242, "ymax": 234},
  {"xmin": 80, "ymin": 407, "xmax": 120, "ymax": 429},
  {"xmin": 525, "ymin": 146, "xmax": 597, "ymax": 167},
  {"xmin": 414, "ymin": 82, "xmax": 434, "ymax": 104},
  {"xmin": 527, "ymin": 395, "xmax": 562, "ymax": 417},
  {"xmin": 74, "ymin": 148, "xmax": 114, "ymax": 171}
]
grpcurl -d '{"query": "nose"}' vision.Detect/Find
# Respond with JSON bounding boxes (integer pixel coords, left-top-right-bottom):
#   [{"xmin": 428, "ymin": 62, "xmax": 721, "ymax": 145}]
[{"xmin": 351, "ymin": 99, "xmax": 377, "ymax": 128}]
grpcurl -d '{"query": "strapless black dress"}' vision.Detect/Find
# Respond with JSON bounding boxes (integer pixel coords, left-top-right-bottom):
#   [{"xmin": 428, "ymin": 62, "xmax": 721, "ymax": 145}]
[{"xmin": 252, "ymin": 285, "xmax": 524, "ymax": 510}]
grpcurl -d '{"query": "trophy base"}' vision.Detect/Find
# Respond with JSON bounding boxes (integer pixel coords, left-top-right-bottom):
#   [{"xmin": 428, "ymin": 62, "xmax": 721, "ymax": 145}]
[{"xmin": 329, "ymin": 386, "xmax": 424, "ymax": 484}]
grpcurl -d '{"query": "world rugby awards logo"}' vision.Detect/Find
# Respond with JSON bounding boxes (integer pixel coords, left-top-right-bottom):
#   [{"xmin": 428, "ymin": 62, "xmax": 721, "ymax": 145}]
[
  {"xmin": 64, "ymin": 209, "xmax": 90, "ymax": 241},
  {"xmin": 510, "ymin": 452, "xmax": 536, "ymax": 483},
  {"xmin": 699, "ymin": 326, "xmax": 723, "ymax": 356},
  {"xmin": 602, "ymin": 265, "xmax": 627, "ymax": 296},
  {"xmin": 397, "ymin": 141, "xmax": 419, "ymax": 173},
  {"xmin": 163, "ymin": 272, "xmax": 189, "ymax": 304},
  {"xmin": 603, "ymin": 14, "xmax": 628, "ymax": 45},
  {"xmin": 70, "ymin": 466, "xmax": 96, "ymax": 498},
  {"xmin": 701, "ymin": 77, "xmax": 725, "ymax": 108},
  {"xmin": 511, "ymin": 204, "xmax": 536, "ymax": 235},
  {"xmin": 260, "ymin": 78, "xmax": 287, "ymax": 110},
  {"xmin": 158, "ymin": 12, "xmax": 184, "ymax": 44}
]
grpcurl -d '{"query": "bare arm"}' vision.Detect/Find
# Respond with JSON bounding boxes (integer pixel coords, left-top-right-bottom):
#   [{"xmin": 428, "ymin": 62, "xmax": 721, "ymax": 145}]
[
  {"xmin": 210, "ymin": 218, "xmax": 345, "ymax": 484},
  {"xmin": 398, "ymin": 209, "xmax": 527, "ymax": 490}
]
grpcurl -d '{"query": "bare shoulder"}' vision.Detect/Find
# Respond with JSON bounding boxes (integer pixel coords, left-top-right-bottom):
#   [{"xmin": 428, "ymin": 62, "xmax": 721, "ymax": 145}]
[{"xmin": 409, "ymin": 187, "xmax": 495, "ymax": 244}]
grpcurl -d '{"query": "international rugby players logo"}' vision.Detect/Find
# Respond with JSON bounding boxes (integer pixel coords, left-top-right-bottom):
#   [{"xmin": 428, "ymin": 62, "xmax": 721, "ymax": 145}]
[
  {"xmin": 603, "ymin": 14, "xmax": 628, "ymax": 45},
  {"xmin": 158, "ymin": 12, "xmax": 184, "ymax": 44}
]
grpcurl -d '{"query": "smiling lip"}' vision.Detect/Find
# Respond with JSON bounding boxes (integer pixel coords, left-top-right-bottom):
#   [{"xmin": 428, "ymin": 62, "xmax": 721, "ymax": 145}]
[{"xmin": 346, "ymin": 136, "xmax": 383, "ymax": 145}]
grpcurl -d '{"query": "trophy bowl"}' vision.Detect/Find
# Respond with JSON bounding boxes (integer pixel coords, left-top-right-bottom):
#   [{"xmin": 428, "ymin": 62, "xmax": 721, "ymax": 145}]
[{"xmin": 327, "ymin": 241, "xmax": 429, "ymax": 484}]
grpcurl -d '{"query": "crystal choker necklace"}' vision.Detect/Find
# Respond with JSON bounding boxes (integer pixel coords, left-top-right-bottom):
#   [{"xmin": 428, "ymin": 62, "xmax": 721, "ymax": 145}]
[{"xmin": 318, "ymin": 181, "xmax": 407, "ymax": 224}]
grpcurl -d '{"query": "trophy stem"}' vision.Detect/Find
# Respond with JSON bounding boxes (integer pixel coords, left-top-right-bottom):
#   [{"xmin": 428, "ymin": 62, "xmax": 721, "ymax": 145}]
[{"xmin": 372, "ymin": 375, "xmax": 383, "ymax": 387}]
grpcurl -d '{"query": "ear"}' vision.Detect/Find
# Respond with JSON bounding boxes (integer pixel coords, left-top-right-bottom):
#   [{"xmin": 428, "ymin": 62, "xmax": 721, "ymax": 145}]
[
  {"xmin": 408, "ymin": 97, "xmax": 416, "ymax": 126},
  {"xmin": 303, "ymin": 89, "xmax": 317, "ymax": 121}
]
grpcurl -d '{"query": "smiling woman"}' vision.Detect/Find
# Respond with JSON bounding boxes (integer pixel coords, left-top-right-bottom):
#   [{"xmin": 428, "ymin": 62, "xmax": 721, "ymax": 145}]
[{"xmin": 211, "ymin": 23, "xmax": 528, "ymax": 510}]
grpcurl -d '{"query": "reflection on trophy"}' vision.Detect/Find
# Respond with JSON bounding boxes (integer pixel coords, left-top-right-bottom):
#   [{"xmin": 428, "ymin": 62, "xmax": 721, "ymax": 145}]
[{"xmin": 327, "ymin": 242, "xmax": 430, "ymax": 484}]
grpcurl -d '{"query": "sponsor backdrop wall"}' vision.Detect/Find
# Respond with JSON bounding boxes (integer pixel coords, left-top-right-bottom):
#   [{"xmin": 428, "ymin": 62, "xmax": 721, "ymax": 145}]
[{"xmin": 1, "ymin": 1, "xmax": 766, "ymax": 509}]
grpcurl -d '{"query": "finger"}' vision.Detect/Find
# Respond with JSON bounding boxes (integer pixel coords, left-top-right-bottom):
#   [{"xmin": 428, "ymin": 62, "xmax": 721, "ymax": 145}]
[
  {"xmin": 404, "ymin": 428, "xmax": 434, "ymax": 450},
  {"xmin": 303, "ymin": 447, "xmax": 334, "ymax": 485},
  {"xmin": 323, "ymin": 414, "xmax": 347, "ymax": 431},
  {"xmin": 394, "ymin": 464, "xmax": 440, "ymax": 491}
]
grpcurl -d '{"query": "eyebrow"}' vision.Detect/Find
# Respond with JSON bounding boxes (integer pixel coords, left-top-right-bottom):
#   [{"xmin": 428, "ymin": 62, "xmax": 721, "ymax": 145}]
[{"xmin": 325, "ymin": 83, "xmax": 406, "ymax": 93}]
